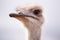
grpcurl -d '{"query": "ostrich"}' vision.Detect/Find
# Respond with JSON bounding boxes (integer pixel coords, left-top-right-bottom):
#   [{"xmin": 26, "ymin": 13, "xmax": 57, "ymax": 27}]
[{"xmin": 9, "ymin": 4, "xmax": 44, "ymax": 40}]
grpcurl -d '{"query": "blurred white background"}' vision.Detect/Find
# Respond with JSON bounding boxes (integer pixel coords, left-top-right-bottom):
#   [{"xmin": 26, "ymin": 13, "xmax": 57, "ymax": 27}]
[{"xmin": 0, "ymin": 0, "xmax": 60, "ymax": 40}]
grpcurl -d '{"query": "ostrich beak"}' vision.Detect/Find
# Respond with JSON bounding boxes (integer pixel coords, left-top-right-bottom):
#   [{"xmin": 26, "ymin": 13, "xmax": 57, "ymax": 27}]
[
  {"xmin": 9, "ymin": 13, "xmax": 38, "ymax": 20},
  {"xmin": 9, "ymin": 13, "xmax": 31, "ymax": 17}
]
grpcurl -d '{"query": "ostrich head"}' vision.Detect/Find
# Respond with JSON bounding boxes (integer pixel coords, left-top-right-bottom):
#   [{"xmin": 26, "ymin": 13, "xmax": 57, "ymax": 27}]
[
  {"xmin": 9, "ymin": 4, "xmax": 44, "ymax": 31},
  {"xmin": 9, "ymin": 4, "xmax": 44, "ymax": 40}
]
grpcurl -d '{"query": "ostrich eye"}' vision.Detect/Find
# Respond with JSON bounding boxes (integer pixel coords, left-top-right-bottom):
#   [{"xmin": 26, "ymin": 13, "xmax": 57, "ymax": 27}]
[{"xmin": 33, "ymin": 9, "xmax": 40, "ymax": 15}]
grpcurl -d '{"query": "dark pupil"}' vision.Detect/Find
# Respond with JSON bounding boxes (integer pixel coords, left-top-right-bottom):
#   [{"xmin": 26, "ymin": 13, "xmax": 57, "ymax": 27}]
[{"xmin": 33, "ymin": 9, "xmax": 40, "ymax": 15}]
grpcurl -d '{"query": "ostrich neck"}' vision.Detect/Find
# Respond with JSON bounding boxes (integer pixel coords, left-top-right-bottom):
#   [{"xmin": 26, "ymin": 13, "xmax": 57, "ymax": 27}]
[
  {"xmin": 28, "ymin": 26, "xmax": 41, "ymax": 40},
  {"xmin": 23, "ymin": 19, "xmax": 42, "ymax": 40}
]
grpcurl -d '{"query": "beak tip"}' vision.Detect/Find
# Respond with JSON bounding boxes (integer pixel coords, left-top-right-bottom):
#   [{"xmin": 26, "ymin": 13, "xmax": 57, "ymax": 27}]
[{"xmin": 9, "ymin": 14, "xmax": 13, "ymax": 17}]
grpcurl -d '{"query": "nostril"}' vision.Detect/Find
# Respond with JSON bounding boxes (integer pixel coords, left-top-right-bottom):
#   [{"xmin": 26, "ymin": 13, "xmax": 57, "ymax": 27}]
[
  {"xmin": 18, "ymin": 12, "xmax": 23, "ymax": 14},
  {"xmin": 18, "ymin": 12, "xmax": 23, "ymax": 15},
  {"xmin": 18, "ymin": 12, "xmax": 21, "ymax": 14}
]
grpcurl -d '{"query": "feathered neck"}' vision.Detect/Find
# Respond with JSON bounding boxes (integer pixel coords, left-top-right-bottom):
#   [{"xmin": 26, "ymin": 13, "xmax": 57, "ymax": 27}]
[{"xmin": 28, "ymin": 26, "xmax": 41, "ymax": 40}]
